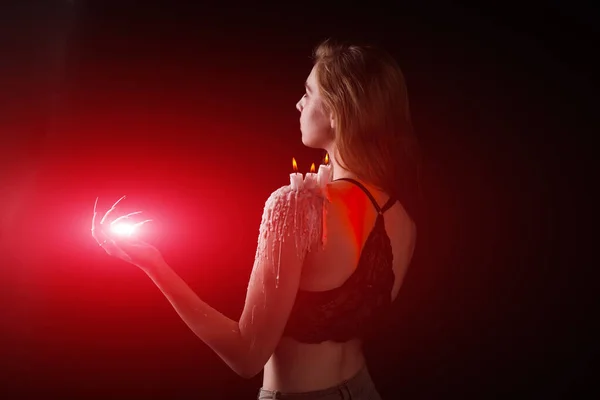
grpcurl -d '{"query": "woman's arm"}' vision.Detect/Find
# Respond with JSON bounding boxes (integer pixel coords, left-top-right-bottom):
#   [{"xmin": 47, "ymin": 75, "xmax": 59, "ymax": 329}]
[
  {"xmin": 142, "ymin": 261, "xmax": 249, "ymax": 377},
  {"xmin": 141, "ymin": 186, "xmax": 323, "ymax": 379}
]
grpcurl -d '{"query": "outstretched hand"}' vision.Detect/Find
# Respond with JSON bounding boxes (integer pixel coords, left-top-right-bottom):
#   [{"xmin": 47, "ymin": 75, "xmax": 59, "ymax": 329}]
[{"xmin": 92, "ymin": 196, "xmax": 165, "ymax": 271}]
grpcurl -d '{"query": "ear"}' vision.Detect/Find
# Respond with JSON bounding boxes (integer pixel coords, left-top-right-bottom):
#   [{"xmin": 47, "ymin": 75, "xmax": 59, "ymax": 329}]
[{"xmin": 329, "ymin": 112, "xmax": 336, "ymax": 130}]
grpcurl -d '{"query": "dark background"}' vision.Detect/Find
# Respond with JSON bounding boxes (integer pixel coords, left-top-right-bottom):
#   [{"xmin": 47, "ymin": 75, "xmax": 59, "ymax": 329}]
[{"xmin": 0, "ymin": 1, "xmax": 595, "ymax": 398}]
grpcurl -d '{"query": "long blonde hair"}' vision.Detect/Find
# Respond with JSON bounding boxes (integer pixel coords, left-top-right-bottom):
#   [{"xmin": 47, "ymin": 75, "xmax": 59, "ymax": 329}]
[{"xmin": 313, "ymin": 39, "xmax": 420, "ymax": 203}]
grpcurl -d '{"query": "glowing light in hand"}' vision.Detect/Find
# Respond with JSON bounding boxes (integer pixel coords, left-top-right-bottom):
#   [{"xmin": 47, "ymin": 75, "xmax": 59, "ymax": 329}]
[
  {"xmin": 111, "ymin": 222, "xmax": 137, "ymax": 237},
  {"xmin": 108, "ymin": 211, "xmax": 152, "ymax": 238}
]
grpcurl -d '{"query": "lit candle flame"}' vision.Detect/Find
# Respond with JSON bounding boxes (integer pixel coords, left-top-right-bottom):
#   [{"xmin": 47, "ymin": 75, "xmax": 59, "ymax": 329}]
[
  {"xmin": 310, "ymin": 163, "xmax": 316, "ymax": 173},
  {"xmin": 292, "ymin": 157, "xmax": 298, "ymax": 172},
  {"xmin": 324, "ymin": 153, "xmax": 329, "ymax": 165}
]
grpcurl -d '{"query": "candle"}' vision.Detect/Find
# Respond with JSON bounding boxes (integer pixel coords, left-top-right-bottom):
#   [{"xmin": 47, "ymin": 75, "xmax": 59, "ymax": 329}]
[
  {"xmin": 317, "ymin": 153, "xmax": 332, "ymax": 188},
  {"xmin": 290, "ymin": 157, "xmax": 304, "ymax": 191},
  {"xmin": 304, "ymin": 163, "xmax": 318, "ymax": 190}
]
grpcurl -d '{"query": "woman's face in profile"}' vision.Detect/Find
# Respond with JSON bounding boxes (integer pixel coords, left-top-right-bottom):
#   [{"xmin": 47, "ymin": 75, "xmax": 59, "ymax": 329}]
[{"xmin": 296, "ymin": 66, "xmax": 333, "ymax": 149}]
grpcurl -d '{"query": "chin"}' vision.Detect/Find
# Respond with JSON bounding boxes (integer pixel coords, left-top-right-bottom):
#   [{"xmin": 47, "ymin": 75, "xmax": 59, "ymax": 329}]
[
  {"xmin": 301, "ymin": 134, "xmax": 312, "ymax": 148},
  {"xmin": 301, "ymin": 134, "xmax": 326, "ymax": 149}
]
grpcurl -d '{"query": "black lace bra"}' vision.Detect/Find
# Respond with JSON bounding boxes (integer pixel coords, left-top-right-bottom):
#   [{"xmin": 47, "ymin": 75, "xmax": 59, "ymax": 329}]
[{"xmin": 282, "ymin": 178, "xmax": 397, "ymax": 344}]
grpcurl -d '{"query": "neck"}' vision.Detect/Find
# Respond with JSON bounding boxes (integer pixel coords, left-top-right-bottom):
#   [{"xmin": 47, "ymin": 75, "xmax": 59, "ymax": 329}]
[{"xmin": 325, "ymin": 147, "xmax": 360, "ymax": 181}]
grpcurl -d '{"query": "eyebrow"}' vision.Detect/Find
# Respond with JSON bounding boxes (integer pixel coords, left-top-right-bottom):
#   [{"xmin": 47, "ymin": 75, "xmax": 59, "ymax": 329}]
[{"xmin": 304, "ymin": 81, "xmax": 312, "ymax": 93}]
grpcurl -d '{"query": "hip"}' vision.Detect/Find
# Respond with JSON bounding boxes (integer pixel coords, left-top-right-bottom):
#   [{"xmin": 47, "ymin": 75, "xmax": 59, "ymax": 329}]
[{"xmin": 258, "ymin": 363, "xmax": 382, "ymax": 400}]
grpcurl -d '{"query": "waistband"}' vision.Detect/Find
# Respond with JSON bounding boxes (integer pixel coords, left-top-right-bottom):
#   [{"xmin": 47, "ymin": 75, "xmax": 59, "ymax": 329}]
[{"xmin": 257, "ymin": 364, "xmax": 373, "ymax": 399}]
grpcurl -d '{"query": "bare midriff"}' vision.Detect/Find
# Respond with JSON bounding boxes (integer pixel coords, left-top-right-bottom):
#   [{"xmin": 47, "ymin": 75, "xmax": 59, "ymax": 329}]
[{"xmin": 262, "ymin": 336, "xmax": 366, "ymax": 392}]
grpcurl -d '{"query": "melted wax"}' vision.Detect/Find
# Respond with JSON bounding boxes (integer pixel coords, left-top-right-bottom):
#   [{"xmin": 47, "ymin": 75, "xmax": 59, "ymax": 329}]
[
  {"xmin": 254, "ymin": 184, "xmax": 329, "ymax": 289},
  {"xmin": 241, "ymin": 184, "xmax": 330, "ymax": 350}
]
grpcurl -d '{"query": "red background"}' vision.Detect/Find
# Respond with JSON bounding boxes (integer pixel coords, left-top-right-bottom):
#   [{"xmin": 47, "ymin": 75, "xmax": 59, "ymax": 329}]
[{"xmin": 0, "ymin": 2, "xmax": 593, "ymax": 398}]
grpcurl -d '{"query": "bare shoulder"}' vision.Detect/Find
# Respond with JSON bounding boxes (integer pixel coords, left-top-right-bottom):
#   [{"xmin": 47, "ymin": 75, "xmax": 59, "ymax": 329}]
[
  {"xmin": 324, "ymin": 180, "xmax": 361, "ymax": 200},
  {"xmin": 323, "ymin": 180, "xmax": 370, "ymax": 211}
]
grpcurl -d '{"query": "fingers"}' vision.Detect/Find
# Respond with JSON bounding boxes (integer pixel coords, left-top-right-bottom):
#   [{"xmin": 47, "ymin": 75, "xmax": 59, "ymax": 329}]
[
  {"xmin": 132, "ymin": 219, "xmax": 153, "ymax": 229},
  {"xmin": 91, "ymin": 196, "xmax": 109, "ymax": 245},
  {"xmin": 92, "ymin": 197, "xmax": 98, "ymax": 232},
  {"xmin": 93, "ymin": 196, "xmax": 127, "ymax": 246},
  {"xmin": 92, "ymin": 196, "xmax": 152, "ymax": 258},
  {"xmin": 110, "ymin": 211, "xmax": 143, "ymax": 225},
  {"xmin": 100, "ymin": 195, "xmax": 127, "ymax": 224}
]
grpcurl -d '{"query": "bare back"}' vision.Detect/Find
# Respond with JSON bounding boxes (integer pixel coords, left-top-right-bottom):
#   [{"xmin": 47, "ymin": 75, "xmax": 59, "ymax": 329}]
[{"xmin": 262, "ymin": 180, "xmax": 417, "ymax": 392}]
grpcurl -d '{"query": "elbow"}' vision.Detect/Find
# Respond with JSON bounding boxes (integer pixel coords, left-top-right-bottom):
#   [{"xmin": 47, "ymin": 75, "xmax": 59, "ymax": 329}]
[
  {"xmin": 223, "ymin": 360, "xmax": 255, "ymax": 380},
  {"xmin": 238, "ymin": 369, "xmax": 258, "ymax": 380},
  {"xmin": 238, "ymin": 360, "xmax": 262, "ymax": 380},
  {"xmin": 234, "ymin": 330, "xmax": 268, "ymax": 379},
  {"xmin": 235, "ymin": 333, "xmax": 265, "ymax": 379},
  {"xmin": 221, "ymin": 351, "xmax": 260, "ymax": 379}
]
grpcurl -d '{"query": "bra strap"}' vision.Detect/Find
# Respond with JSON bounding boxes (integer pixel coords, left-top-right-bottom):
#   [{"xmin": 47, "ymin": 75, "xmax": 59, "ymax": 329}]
[{"xmin": 334, "ymin": 178, "xmax": 396, "ymax": 215}]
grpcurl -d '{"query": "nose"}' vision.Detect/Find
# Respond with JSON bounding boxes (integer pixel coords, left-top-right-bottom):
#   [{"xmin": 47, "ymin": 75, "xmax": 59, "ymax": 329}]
[{"xmin": 296, "ymin": 98, "xmax": 303, "ymax": 112}]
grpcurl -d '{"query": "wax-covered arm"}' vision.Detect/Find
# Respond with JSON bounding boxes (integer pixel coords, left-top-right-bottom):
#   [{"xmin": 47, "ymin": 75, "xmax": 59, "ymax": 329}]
[{"xmin": 142, "ymin": 185, "xmax": 325, "ymax": 379}]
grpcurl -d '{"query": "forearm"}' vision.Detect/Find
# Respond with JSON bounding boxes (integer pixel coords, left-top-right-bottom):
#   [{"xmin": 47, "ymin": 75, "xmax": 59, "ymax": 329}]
[{"xmin": 143, "ymin": 261, "xmax": 249, "ymax": 377}]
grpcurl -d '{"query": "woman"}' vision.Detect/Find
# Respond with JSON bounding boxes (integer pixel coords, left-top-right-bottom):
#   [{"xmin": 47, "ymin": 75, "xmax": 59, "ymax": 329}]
[{"xmin": 92, "ymin": 39, "xmax": 418, "ymax": 399}]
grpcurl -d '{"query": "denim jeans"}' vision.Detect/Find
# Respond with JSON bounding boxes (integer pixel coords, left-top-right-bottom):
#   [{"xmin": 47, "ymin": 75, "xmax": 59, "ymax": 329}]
[{"xmin": 257, "ymin": 365, "xmax": 382, "ymax": 400}]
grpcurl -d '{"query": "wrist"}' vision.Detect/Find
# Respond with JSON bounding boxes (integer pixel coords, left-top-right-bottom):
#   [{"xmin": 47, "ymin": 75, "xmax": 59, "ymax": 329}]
[{"xmin": 141, "ymin": 258, "xmax": 169, "ymax": 275}]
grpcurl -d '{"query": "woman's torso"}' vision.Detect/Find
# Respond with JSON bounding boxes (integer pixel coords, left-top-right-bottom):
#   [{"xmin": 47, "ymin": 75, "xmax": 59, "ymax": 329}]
[{"xmin": 262, "ymin": 179, "xmax": 417, "ymax": 392}]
